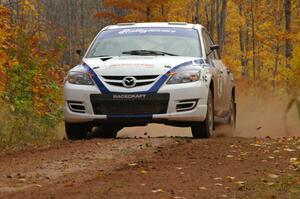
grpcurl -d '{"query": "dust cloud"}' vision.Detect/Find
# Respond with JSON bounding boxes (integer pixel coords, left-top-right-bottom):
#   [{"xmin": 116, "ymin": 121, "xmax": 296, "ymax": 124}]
[
  {"xmin": 233, "ymin": 91, "xmax": 300, "ymax": 138},
  {"xmin": 118, "ymin": 90, "xmax": 300, "ymax": 139}
]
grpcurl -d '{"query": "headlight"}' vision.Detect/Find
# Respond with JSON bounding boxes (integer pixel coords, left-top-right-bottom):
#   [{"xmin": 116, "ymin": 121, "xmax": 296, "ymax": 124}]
[
  {"xmin": 167, "ymin": 70, "xmax": 201, "ymax": 84},
  {"xmin": 67, "ymin": 72, "xmax": 94, "ymax": 85}
]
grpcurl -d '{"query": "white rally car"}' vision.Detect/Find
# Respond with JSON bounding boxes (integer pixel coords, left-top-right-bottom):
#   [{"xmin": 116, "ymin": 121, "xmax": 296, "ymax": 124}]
[{"xmin": 64, "ymin": 22, "xmax": 236, "ymax": 139}]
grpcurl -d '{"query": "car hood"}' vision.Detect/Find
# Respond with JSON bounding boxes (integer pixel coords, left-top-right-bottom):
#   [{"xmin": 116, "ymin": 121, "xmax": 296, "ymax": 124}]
[{"xmin": 81, "ymin": 56, "xmax": 201, "ymax": 76}]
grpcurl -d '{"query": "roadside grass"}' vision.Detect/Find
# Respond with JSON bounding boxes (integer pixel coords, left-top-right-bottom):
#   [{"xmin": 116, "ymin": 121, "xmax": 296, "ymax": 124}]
[
  {"xmin": 249, "ymin": 170, "xmax": 300, "ymax": 199},
  {"xmin": 0, "ymin": 99, "xmax": 64, "ymax": 151}
]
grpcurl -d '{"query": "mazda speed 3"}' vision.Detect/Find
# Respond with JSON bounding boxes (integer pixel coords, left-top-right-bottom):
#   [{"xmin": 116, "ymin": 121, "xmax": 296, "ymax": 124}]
[{"xmin": 64, "ymin": 22, "xmax": 236, "ymax": 139}]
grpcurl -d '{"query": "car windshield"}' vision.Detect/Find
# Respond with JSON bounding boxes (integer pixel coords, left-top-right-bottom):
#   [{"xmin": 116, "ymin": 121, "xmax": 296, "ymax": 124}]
[{"xmin": 86, "ymin": 27, "xmax": 202, "ymax": 58}]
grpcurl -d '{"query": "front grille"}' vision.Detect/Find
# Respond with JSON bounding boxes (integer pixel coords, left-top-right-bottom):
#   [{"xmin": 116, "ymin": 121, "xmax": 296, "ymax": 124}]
[
  {"xmin": 90, "ymin": 93, "xmax": 169, "ymax": 115},
  {"xmin": 102, "ymin": 75, "xmax": 159, "ymax": 88},
  {"xmin": 106, "ymin": 81, "xmax": 153, "ymax": 87},
  {"xmin": 102, "ymin": 75, "xmax": 159, "ymax": 80}
]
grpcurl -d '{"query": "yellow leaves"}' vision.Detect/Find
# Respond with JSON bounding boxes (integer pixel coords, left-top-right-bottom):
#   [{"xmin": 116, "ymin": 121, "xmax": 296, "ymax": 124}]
[
  {"xmin": 151, "ymin": 188, "xmax": 163, "ymax": 193},
  {"xmin": 268, "ymin": 156, "xmax": 275, "ymax": 160},
  {"xmin": 234, "ymin": 181, "xmax": 246, "ymax": 186},
  {"xmin": 284, "ymin": 148, "xmax": 296, "ymax": 152},
  {"xmin": 8, "ymin": 59, "xmax": 19, "ymax": 68},
  {"xmin": 267, "ymin": 173, "xmax": 280, "ymax": 179},
  {"xmin": 128, "ymin": 163, "xmax": 138, "ymax": 167},
  {"xmin": 215, "ymin": 183, "xmax": 223, "ymax": 186},
  {"xmin": 23, "ymin": 0, "xmax": 37, "ymax": 12},
  {"xmin": 290, "ymin": 158, "xmax": 300, "ymax": 170},
  {"xmin": 0, "ymin": 6, "xmax": 13, "ymax": 94},
  {"xmin": 226, "ymin": 154, "xmax": 234, "ymax": 158},
  {"xmin": 32, "ymin": 67, "xmax": 63, "ymax": 115},
  {"xmin": 225, "ymin": 176, "xmax": 236, "ymax": 182},
  {"xmin": 198, "ymin": 186, "xmax": 207, "ymax": 190},
  {"xmin": 140, "ymin": 170, "xmax": 148, "ymax": 174}
]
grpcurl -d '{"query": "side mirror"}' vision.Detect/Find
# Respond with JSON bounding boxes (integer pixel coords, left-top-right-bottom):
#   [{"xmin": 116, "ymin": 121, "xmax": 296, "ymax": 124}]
[
  {"xmin": 76, "ymin": 49, "xmax": 82, "ymax": 56},
  {"xmin": 210, "ymin": 45, "xmax": 219, "ymax": 51},
  {"xmin": 206, "ymin": 45, "xmax": 220, "ymax": 57},
  {"xmin": 227, "ymin": 68, "xmax": 231, "ymax": 74}
]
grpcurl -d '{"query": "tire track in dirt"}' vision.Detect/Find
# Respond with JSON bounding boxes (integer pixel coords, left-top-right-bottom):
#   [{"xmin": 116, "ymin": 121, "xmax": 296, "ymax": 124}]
[
  {"xmin": 2, "ymin": 137, "xmax": 299, "ymax": 199},
  {"xmin": 0, "ymin": 138, "xmax": 176, "ymax": 198}
]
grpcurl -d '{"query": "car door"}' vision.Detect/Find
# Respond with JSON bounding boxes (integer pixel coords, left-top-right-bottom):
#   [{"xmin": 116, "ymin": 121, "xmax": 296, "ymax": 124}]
[
  {"xmin": 201, "ymin": 30, "xmax": 222, "ymax": 116},
  {"xmin": 206, "ymin": 32, "xmax": 232, "ymax": 114},
  {"xmin": 202, "ymin": 30, "xmax": 229, "ymax": 116}
]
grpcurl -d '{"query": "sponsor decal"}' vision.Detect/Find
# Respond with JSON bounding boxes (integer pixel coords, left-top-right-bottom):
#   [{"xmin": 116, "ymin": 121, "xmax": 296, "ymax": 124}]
[
  {"xmin": 113, "ymin": 94, "xmax": 147, "ymax": 100},
  {"xmin": 99, "ymin": 27, "xmax": 199, "ymax": 40},
  {"xmin": 218, "ymin": 78, "xmax": 223, "ymax": 97},
  {"xmin": 118, "ymin": 28, "xmax": 176, "ymax": 35}
]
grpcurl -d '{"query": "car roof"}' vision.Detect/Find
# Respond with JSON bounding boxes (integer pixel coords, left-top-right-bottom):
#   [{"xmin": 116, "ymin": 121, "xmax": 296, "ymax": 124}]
[{"xmin": 105, "ymin": 22, "xmax": 204, "ymax": 30}]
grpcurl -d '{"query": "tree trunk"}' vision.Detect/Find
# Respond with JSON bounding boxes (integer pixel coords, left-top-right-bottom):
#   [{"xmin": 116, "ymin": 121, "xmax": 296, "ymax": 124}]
[
  {"xmin": 146, "ymin": 7, "xmax": 151, "ymax": 22},
  {"xmin": 284, "ymin": 0, "xmax": 292, "ymax": 68},
  {"xmin": 195, "ymin": 0, "xmax": 201, "ymax": 24},
  {"xmin": 81, "ymin": 0, "xmax": 86, "ymax": 52},
  {"xmin": 161, "ymin": 3, "xmax": 165, "ymax": 19},
  {"xmin": 239, "ymin": 3, "xmax": 249, "ymax": 79},
  {"xmin": 204, "ymin": 1, "xmax": 209, "ymax": 28},
  {"xmin": 217, "ymin": 0, "xmax": 227, "ymax": 56},
  {"xmin": 210, "ymin": 0, "xmax": 215, "ymax": 35},
  {"xmin": 272, "ymin": 43, "xmax": 280, "ymax": 92},
  {"xmin": 67, "ymin": 0, "xmax": 73, "ymax": 65},
  {"xmin": 250, "ymin": 0, "xmax": 256, "ymax": 80}
]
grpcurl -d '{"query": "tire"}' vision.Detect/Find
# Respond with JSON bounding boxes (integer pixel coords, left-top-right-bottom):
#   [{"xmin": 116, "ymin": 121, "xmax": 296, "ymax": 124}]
[
  {"xmin": 227, "ymin": 97, "xmax": 237, "ymax": 130},
  {"xmin": 65, "ymin": 122, "xmax": 91, "ymax": 140},
  {"xmin": 94, "ymin": 126, "xmax": 118, "ymax": 139},
  {"xmin": 191, "ymin": 89, "xmax": 214, "ymax": 138}
]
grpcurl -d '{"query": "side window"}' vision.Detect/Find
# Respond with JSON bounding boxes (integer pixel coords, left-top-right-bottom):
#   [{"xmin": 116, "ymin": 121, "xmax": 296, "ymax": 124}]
[
  {"xmin": 201, "ymin": 30, "xmax": 211, "ymax": 58},
  {"xmin": 202, "ymin": 30, "xmax": 217, "ymax": 60}
]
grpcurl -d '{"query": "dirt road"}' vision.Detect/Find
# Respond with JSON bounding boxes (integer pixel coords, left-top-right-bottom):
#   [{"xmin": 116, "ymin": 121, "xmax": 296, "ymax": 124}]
[
  {"xmin": 0, "ymin": 131, "xmax": 299, "ymax": 199},
  {"xmin": 1, "ymin": 94, "xmax": 300, "ymax": 199}
]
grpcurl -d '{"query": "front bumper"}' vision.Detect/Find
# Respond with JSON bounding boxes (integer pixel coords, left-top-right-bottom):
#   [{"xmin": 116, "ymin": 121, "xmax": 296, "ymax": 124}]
[{"xmin": 64, "ymin": 81, "xmax": 209, "ymax": 125}]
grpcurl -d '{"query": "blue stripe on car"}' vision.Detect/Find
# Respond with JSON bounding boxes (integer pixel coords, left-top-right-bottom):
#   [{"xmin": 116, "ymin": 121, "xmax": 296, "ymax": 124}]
[
  {"xmin": 83, "ymin": 59, "xmax": 204, "ymax": 94},
  {"xmin": 82, "ymin": 63, "xmax": 110, "ymax": 94},
  {"xmin": 147, "ymin": 60, "xmax": 194, "ymax": 93}
]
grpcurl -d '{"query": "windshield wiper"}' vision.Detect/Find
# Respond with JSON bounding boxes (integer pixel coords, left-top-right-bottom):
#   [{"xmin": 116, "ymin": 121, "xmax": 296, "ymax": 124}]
[
  {"xmin": 122, "ymin": 50, "xmax": 178, "ymax": 56},
  {"xmin": 88, "ymin": 55, "xmax": 115, "ymax": 61},
  {"xmin": 89, "ymin": 55, "xmax": 113, "ymax": 58}
]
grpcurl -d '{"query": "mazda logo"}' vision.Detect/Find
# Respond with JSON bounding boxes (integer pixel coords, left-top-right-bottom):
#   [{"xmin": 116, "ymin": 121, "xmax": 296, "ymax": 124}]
[{"xmin": 122, "ymin": 76, "xmax": 136, "ymax": 88}]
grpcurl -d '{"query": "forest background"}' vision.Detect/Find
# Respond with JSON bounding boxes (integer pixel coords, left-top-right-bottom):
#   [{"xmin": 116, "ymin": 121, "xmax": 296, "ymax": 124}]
[{"xmin": 0, "ymin": 0, "xmax": 299, "ymax": 148}]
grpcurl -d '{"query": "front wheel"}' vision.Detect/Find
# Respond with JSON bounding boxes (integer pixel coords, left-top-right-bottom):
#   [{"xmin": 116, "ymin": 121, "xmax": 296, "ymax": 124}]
[
  {"xmin": 94, "ymin": 126, "xmax": 119, "ymax": 139},
  {"xmin": 191, "ymin": 90, "xmax": 214, "ymax": 138},
  {"xmin": 65, "ymin": 122, "xmax": 91, "ymax": 140}
]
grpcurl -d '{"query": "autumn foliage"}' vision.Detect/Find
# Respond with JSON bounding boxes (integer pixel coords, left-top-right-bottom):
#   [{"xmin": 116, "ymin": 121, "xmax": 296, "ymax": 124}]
[
  {"xmin": 0, "ymin": 5, "xmax": 13, "ymax": 92},
  {"xmin": 0, "ymin": 1, "xmax": 65, "ymax": 147}
]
